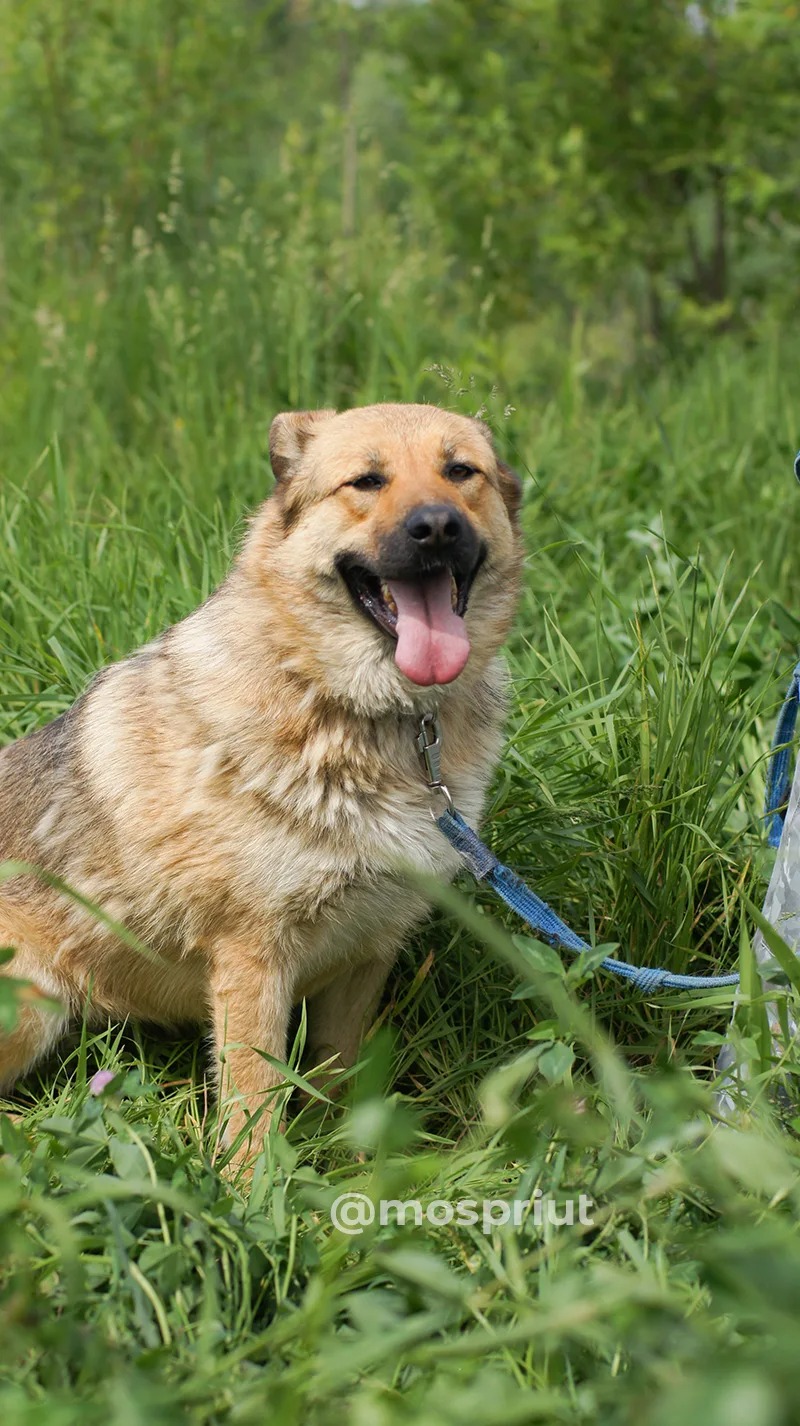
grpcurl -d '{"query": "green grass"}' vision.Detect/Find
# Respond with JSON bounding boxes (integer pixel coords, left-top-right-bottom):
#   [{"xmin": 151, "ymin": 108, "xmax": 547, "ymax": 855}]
[{"xmin": 3, "ymin": 231, "xmax": 800, "ymax": 1425}]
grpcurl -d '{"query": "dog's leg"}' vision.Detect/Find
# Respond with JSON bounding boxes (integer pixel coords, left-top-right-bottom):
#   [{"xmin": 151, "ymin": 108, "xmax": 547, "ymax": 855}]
[
  {"xmin": 0, "ymin": 907, "xmax": 71, "ymax": 1096},
  {"xmin": 304, "ymin": 953, "xmax": 397, "ymax": 1082},
  {"xmin": 0, "ymin": 988, "xmax": 70, "ymax": 1096},
  {"xmin": 210, "ymin": 946, "xmax": 293, "ymax": 1168}
]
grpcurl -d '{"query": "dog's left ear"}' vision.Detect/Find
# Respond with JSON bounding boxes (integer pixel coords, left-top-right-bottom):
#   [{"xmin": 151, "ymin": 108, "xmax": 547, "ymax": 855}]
[
  {"xmin": 496, "ymin": 459, "xmax": 523, "ymax": 521},
  {"xmin": 269, "ymin": 409, "xmax": 337, "ymax": 482},
  {"xmin": 469, "ymin": 416, "xmax": 522, "ymax": 521}
]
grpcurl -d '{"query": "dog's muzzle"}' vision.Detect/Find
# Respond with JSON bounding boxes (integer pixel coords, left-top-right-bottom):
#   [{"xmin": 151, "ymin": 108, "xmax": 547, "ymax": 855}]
[{"xmin": 336, "ymin": 505, "xmax": 485, "ymax": 688}]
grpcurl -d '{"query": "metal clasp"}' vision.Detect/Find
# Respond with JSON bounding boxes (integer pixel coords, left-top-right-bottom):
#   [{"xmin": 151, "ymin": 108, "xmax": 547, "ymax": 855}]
[
  {"xmin": 415, "ymin": 711, "xmax": 454, "ymax": 817},
  {"xmin": 416, "ymin": 711, "xmax": 442, "ymax": 784}
]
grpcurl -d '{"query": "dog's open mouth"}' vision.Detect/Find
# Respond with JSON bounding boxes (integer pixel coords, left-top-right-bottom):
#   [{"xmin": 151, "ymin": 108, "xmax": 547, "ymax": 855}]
[{"xmin": 337, "ymin": 559, "xmax": 482, "ymax": 687}]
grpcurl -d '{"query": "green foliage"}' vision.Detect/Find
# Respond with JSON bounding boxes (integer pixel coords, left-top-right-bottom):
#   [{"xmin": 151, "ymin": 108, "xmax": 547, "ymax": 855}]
[
  {"xmin": 4, "ymin": 0, "xmax": 800, "ymax": 349},
  {"xmin": 4, "ymin": 0, "xmax": 798, "ymax": 353},
  {"xmin": 4, "ymin": 0, "xmax": 800, "ymax": 1419},
  {"xmin": 391, "ymin": 0, "xmax": 800, "ymax": 334},
  {"xmin": 1, "ymin": 0, "xmax": 308, "ymax": 237}
]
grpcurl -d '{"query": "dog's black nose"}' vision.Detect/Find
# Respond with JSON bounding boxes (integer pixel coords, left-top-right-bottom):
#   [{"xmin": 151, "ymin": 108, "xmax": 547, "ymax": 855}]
[{"xmin": 405, "ymin": 504, "xmax": 465, "ymax": 548}]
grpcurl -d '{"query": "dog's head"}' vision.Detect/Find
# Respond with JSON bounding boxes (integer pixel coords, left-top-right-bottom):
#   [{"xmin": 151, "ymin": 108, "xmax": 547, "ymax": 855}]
[{"xmin": 244, "ymin": 403, "xmax": 522, "ymax": 708}]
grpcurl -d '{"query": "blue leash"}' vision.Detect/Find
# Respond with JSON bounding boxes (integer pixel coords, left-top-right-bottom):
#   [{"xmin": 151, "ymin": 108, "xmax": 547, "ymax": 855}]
[
  {"xmin": 435, "ymin": 805, "xmax": 740, "ymax": 992},
  {"xmin": 424, "ymin": 645, "xmax": 800, "ymax": 993},
  {"xmin": 417, "ymin": 713, "xmax": 741, "ymax": 993}
]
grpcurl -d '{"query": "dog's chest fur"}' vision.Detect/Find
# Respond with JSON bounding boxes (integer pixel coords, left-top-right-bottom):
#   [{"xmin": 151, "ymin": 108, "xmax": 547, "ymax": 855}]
[{"xmin": 17, "ymin": 650, "xmax": 507, "ymax": 1015}]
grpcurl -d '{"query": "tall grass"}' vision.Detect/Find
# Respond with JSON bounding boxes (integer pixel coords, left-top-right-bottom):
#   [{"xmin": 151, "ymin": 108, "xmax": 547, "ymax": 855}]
[{"xmin": 3, "ymin": 206, "xmax": 800, "ymax": 1424}]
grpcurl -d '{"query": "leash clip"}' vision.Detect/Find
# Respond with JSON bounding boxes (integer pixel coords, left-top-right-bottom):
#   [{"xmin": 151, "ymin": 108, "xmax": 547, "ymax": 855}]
[{"xmin": 416, "ymin": 711, "xmax": 454, "ymax": 818}]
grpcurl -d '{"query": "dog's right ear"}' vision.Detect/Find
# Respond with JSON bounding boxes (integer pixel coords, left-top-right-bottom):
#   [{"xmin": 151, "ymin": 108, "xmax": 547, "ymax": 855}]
[{"xmin": 269, "ymin": 409, "xmax": 337, "ymax": 483}]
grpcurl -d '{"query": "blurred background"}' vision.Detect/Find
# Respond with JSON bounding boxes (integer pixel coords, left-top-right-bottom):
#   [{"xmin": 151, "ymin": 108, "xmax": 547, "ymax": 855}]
[{"xmin": 3, "ymin": 0, "xmax": 800, "ymax": 479}]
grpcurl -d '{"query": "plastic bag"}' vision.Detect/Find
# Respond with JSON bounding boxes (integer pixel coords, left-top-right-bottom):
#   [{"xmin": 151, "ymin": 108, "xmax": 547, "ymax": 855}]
[{"xmin": 716, "ymin": 732, "xmax": 800, "ymax": 1113}]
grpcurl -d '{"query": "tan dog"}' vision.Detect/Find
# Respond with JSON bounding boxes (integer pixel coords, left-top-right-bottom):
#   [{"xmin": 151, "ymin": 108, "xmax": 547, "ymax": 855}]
[{"xmin": 0, "ymin": 403, "xmax": 521, "ymax": 1162}]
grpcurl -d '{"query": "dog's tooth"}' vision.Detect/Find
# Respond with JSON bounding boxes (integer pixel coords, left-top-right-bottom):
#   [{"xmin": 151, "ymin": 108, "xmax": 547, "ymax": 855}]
[
  {"xmin": 381, "ymin": 581, "xmax": 397, "ymax": 615},
  {"xmin": 450, "ymin": 575, "xmax": 458, "ymax": 611}
]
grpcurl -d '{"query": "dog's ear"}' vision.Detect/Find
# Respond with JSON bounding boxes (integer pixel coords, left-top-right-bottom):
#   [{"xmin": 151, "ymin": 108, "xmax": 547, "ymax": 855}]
[
  {"xmin": 269, "ymin": 409, "xmax": 337, "ymax": 482},
  {"xmin": 496, "ymin": 459, "xmax": 522, "ymax": 521},
  {"xmin": 469, "ymin": 416, "xmax": 523, "ymax": 521}
]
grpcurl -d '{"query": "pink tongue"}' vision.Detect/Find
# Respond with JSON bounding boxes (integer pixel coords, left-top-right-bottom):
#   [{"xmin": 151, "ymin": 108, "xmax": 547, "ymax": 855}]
[{"xmin": 387, "ymin": 571, "xmax": 471, "ymax": 686}]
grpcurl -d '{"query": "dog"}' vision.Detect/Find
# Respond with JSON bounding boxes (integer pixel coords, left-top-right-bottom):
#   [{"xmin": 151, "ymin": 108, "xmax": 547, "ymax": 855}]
[{"xmin": 0, "ymin": 403, "xmax": 522, "ymax": 1164}]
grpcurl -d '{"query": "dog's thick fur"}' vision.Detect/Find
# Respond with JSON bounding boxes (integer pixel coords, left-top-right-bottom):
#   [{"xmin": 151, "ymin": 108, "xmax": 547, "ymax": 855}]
[{"xmin": 0, "ymin": 403, "xmax": 521, "ymax": 1161}]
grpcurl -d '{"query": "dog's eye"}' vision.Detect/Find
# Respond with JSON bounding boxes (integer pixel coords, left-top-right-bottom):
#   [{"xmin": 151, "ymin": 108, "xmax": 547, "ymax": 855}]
[
  {"xmin": 349, "ymin": 473, "xmax": 385, "ymax": 492},
  {"xmin": 446, "ymin": 463, "xmax": 477, "ymax": 483}
]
